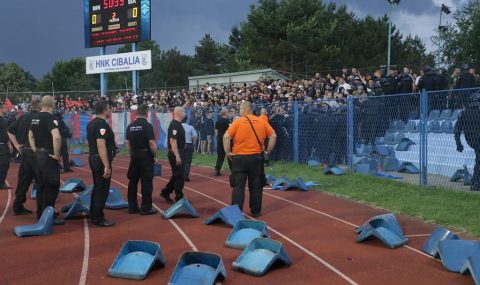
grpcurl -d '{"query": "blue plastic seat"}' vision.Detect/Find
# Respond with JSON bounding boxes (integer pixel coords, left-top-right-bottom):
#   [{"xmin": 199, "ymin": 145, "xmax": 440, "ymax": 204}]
[
  {"xmin": 105, "ymin": 188, "xmax": 129, "ymax": 209},
  {"xmin": 460, "ymin": 255, "xmax": 480, "ymax": 285},
  {"xmin": 323, "ymin": 165, "xmax": 344, "ymax": 176},
  {"xmin": 31, "ymin": 183, "xmax": 38, "ymax": 200},
  {"xmin": 270, "ymin": 176, "xmax": 317, "ymax": 191},
  {"xmin": 60, "ymin": 178, "xmax": 87, "ymax": 193},
  {"xmin": 233, "ymin": 238, "xmax": 291, "ymax": 276},
  {"xmin": 408, "ymin": 111, "xmax": 419, "ymax": 120},
  {"xmin": 168, "ymin": 252, "xmax": 226, "ymax": 285},
  {"xmin": 396, "ymin": 137, "xmax": 415, "ymax": 151},
  {"xmin": 427, "ymin": 121, "xmax": 441, "ymax": 133},
  {"xmin": 204, "ymin": 205, "xmax": 244, "ymax": 227},
  {"xmin": 383, "ymin": 133, "xmax": 396, "ymax": 145},
  {"xmin": 449, "ymin": 109, "xmax": 463, "ymax": 121},
  {"xmin": 356, "ymin": 213, "xmax": 408, "ymax": 248},
  {"xmin": 376, "ymin": 172, "xmax": 403, "ymax": 180},
  {"xmin": 71, "ymin": 148, "xmax": 83, "ymax": 155},
  {"xmin": 354, "ymin": 159, "xmax": 378, "ymax": 176},
  {"xmin": 441, "ymin": 120, "xmax": 454, "ymax": 133},
  {"xmin": 225, "ymin": 220, "xmax": 270, "ymax": 249},
  {"xmin": 450, "ymin": 166, "xmax": 473, "ymax": 186},
  {"xmin": 374, "ymin": 145, "xmax": 395, "ymax": 157},
  {"xmin": 393, "ymin": 133, "xmax": 405, "ymax": 144},
  {"xmin": 61, "ymin": 185, "xmax": 93, "ymax": 213},
  {"xmin": 404, "ymin": 120, "xmax": 418, "ymax": 133},
  {"xmin": 70, "ymin": 158, "xmax": 84, "ymax": 167},
  {"xmin": 307, "ymin": 159, "xmax": 320, "ymax": 167},
  {"xmin": 163, "ymin": 198, "xmax": 199, "ymax": 219},
  {"xmin": 382, "ymin": 157, "xmax": 399, "ymax": 171},
  {"xmin": 14, "ymin": 206, "xmax": 54, "ymax": 237},
  {"xmin": 109, "ymin": 240, "xmax": 166, "ymax": 280},
  {"xmin": 358, "ymin": 144, "xmax": 373, "ymax": 157},
  {"xmin": 422, "ymin": 227, "xmax": 459, "ymax": 257},
  {"xmin": 65, "ymin": 193, "xmax": 91, "ymax": 219},
  {"xmin": 428, "ymin": 109, "xmax": 441, "ymax": 120},
  {"xmin": 439, "ymin": 109, "xmax": 452, "ymax": 120},
  {"xmin": 438, "ymin": 240, "xmax": 480, "ymax": 272},
  {"xmin": 398, "ymin": 162, "xmax": 420, "ymax": 174},
  {"xmin": 154, "ymin": 164, "xmax": 162, "ymax": 176}
]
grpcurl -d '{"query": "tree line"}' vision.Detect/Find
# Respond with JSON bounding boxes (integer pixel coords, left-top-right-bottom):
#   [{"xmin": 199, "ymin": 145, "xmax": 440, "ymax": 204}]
[{"xmin": 5, "ymin": 0, "xmax": 476, "ymax": 94}]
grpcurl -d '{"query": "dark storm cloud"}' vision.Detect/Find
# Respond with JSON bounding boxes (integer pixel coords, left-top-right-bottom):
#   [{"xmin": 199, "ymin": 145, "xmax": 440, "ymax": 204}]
[{"xmin": 0, "ymin": 0, "xmax": 460, "ymax": 78}]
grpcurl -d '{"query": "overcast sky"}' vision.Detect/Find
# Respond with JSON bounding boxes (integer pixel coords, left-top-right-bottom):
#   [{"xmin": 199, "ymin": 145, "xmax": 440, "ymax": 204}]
[{"xmin": 0, "ymin": 0, "xmax": 465, "ymax": 78}]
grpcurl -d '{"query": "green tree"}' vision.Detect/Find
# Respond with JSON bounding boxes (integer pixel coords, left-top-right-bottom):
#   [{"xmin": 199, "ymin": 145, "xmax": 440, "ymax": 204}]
[
  {"xmin": 0, "ymin": 63, "xmax": 28, "ymax": 92},
  {"xmin": 433, "ymin": 0, "xmax": 480, "ymax": 67},
  {"xmin": 194, "ymin": 34, "xmax": 222, "ymax": 74},
  {"xmin": 37, "ymin": 58, "xmax": 98, "ymax": 92}
]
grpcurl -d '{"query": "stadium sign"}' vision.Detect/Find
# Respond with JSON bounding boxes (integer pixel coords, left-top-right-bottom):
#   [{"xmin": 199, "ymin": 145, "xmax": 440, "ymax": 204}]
[{"xmin": 86, "ymin": 50, "xmax": 151, "ymax": 74}]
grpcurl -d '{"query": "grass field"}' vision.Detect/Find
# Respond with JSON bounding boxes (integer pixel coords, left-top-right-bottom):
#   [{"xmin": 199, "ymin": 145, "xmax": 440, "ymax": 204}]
[{"xmin": 72, "ymin": 144, "xmax": 480, "ymax": 237}]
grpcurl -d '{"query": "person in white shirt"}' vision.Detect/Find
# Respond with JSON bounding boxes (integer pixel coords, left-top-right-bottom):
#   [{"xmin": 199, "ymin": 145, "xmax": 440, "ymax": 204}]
[{"xmin": 182, "ymin": 121, "xmax": 197, "ymax": 182}]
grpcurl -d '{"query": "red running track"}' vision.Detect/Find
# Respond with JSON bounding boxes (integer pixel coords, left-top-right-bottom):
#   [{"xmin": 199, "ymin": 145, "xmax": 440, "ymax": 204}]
[{"xmin": 0, "ymin": 154, "xmax": 473, "ymax": 285}]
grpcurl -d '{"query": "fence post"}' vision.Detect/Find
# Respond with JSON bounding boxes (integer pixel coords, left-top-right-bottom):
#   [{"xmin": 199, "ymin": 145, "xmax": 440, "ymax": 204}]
[
  {"xmin": 293, "ymin": 100, "xmax": 299, "ymax": 163},
  {"xmin": 419, "ymin": 89, "xmax": 428, "ymax": 186},
  {"xmin": 347, "ymin": 96, "xmax": 354, "ymax": 171}
]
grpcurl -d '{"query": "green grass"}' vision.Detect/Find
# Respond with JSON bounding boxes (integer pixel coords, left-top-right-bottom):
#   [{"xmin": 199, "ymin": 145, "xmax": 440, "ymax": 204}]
[{"xmin": 72, "ymin": 144, "xmax": 480, "ymax": 237}]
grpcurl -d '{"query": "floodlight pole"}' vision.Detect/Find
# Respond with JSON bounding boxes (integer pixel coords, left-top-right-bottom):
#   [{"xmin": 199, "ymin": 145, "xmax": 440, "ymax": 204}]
[
  {"xmin": 132, "ymin": 42, "xmax": 139, "ymax": 95},
  {"xmin": 387, "ymin": 2, "xmax": 393, "ymax": 72},
  {"xmin": 100, "ymin": 46, "xmax": 107, "ymax": 97}
]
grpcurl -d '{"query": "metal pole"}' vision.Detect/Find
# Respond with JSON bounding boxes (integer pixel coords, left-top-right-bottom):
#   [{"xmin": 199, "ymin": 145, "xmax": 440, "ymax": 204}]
[
  {"xmin": 347, "ymin": 96, "xmax": 354, "ymax": 171},
  {"xmin": 100, "ymin": 46, "xmax": 107, "ymax": 97},
  {"xmin": 387, "ymin": 2, "xmax": 393, "ymax": 72},
  {"xmin": 419, "ymin": 89, "xmax": 428, "ymax": 186},
  {"xmin": 293, "ymin": 100, "xmax": 299, "ymax": 163},
  {"xmin": 132, "ymin": 43, "xmax": 138, "ymax": 95}
]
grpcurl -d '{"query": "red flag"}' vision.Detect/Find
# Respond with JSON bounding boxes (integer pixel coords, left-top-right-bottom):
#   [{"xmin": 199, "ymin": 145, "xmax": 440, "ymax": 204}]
[{"xmin": 5, "ymin": 98, "xmax": 13, "ymax": 112}]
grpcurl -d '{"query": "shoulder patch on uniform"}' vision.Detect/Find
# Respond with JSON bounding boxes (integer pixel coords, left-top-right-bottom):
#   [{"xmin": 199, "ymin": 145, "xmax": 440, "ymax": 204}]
[
  {"xmin": 53, "ymin": 120, "xmax": 58, "ymax": 126},
  {"xmin": 100, "ymin": 128, "xmax": 106, "ymax": 136},
  {"xmin": 173, "ymin": 130, "xmax": 177, "ymax": 135}
]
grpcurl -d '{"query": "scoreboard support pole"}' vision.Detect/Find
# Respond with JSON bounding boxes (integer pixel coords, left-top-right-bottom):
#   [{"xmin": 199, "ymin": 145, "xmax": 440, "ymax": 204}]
[
  {"xmin": 100, "ymin": 46, "xmax": 107, "ymax": 97},
  {"xmin": 132, "ymin": 42, "xmax": 139, "ymax": 95}
]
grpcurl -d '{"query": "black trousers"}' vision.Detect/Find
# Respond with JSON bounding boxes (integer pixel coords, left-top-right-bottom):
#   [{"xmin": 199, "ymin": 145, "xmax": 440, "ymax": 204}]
[
  {"xmin": 164, "ymin": 151, "xmax": 185, "ymax": 200},
  {"xmin": 13, "ymin": 148, "xmax": 36, "ymax": 211},
  {"xmin": 183, "ymin": 144, "xmax": 194, "ymax": 179},
  {"xmin": 474, "ymin": 147, "xmax": 480, "ymax": 190},
  {"xmin": 89, "ymin": 154, "xmax": 112, "ymax": 223},
  {"xmin": 34, "ymin": 151, "xmax": 60, "ymax": 219},
  {"xmin": 231, "ymin": 154, "xmax": 264, "ymax": 215},
  {"xmin": 215, "ymin": 140, "xmax": 232, "ymax": 171},
  {"xmin": 127, "ymin": 151, "xmax": 154, "ymax": 212},
  {"xmin": 61, "ymin": 139, "xmax": 70, "ymax": 170},
  {"xmin": 0, "ymin": 144, "xmax": 10, "ymax": 186}
]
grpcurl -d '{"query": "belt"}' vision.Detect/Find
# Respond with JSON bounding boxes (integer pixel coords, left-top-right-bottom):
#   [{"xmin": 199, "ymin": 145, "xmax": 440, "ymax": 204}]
[
  {"xmin": 36, "ymin": 148, "xmax": 51, "ymax": 153},
  {"xmin": 0, "ymin": 142, "xmax": 7, "ymax": 145},
  {"xmin": 131, "ymin": 148, "xmax": 149, "ymax": 152},
  {"xmin": 185, "ymin": 143, "xmax": 193, "ymax": 145},
  {"xmin": 21, "ymin": 146, "xmax": 32, "ymax": 150},
  {"xmin": 232, "ymin": 153, "xmax": 262, "ymax": 158}
]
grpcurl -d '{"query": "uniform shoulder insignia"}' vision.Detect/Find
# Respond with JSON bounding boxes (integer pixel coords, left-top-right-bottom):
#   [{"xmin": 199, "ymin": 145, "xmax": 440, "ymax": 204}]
[
  {"xmin": 100, "ymin": 128, "xmax": 106, "ymax": 136},
  {"xmin": 53, "ymin": 120, "xmax": 58, "ymax": 126},
  {"xmin": 173, "ymin": 130, "xmax": 177, "ymax": 135}
]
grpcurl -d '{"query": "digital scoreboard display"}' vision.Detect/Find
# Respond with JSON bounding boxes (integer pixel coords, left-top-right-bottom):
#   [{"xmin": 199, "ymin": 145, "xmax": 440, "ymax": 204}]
[{"xmin": 84, "ymin": 0, "xmax": 151, "ymax": 48}]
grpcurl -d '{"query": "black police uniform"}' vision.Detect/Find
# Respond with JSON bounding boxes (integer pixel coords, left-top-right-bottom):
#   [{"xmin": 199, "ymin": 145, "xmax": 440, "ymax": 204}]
[
  {"xmin": 87, "ymin": 117, "xmax": 115, "ymax": 224},
  {"xmin": 161, "ymin": 119, "xmax": 185, "ymax": 202},
  {"xmin": 8, "ymin": 110, "xmax": 38, "ymax": 213},
  {"xmin": 454, "ymin": 96, "xmax": 480, "ymax": 191},
  {"xmin": 215, "ymin": 117, "xmax": 231, "ymax": 173},
  {"xmin": 29, "ymin": 112, "xmax": 60, "ymax": 219},
  {"xmin": 0, "ymin": 114, "xmax": 10, "ymax": 189},
  {"xmin": 56, "ymin": 115, "xmax": 72, "ymax": 171},
  {"xmin": 126, "ymin": 118, "xmax": 155, "ymax": 213}
]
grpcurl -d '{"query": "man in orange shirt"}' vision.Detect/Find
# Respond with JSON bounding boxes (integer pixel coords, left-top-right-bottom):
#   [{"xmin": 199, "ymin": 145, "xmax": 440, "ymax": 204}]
[{"xmin": 223, "ymin": 102, "xmax": 276, "ymax": 218}]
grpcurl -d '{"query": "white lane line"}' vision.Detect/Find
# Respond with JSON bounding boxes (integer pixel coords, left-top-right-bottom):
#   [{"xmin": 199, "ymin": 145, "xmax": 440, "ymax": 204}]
[
  {"xmin": 74, "ymin": 166, "xmax": 198, "ymax": 252},
  {"xmin": 113, "ymin": 163, "xmax": 359, "ymax": 285},
  {"xmin": 184, "ymin": 170, "xmax": 437, "ymax": 260},
  {"xmin": 61, "ymin": 177, "xmax": 90, "ymax": 285},
  {"xmin": 404, "ymin": 234, "xmax": 432, "ymax": 238},
  {"xmin": 0, "ymin": 187, "xmax": 11, "ymax": 224}
]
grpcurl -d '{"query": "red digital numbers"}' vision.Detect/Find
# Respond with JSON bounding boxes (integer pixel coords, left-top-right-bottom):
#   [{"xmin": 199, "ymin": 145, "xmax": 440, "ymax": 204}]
[{"xmin": 103, "ymin": 0, "xmax": 125, "ymax": 9}]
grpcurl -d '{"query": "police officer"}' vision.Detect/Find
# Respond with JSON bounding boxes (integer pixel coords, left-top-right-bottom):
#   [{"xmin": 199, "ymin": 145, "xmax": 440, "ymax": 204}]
[
  {"xmin": 28, "ymin": 96, "xmax": 64, "ymax": 225},
  {"xmin": 86, "ymin": 100, "xmax": 115, "ymax": 227},
  {"xmin": 455, "ymin": 64, "xmax": 477, "ymax": 108},
  {"xmin": 455, "ymin": 92, "xmax": 480, "ymax": 191},
  {"xmin": 160, "ymin": 107, "xmax": 186, "ymax": 203},
  {"xmin": 214, "ymin": 108, "xmax": 230, "ymax": 176},
  {"xmin": 54, "ymin": 110, "xmax": 73, "ymax": 172},
  {"xmin": 7, "ymin": 96, "xmax": 41, "ymax": 215},
  {"xmin": 125, "ymin": 104, "xmax": 158, "ymax": 215},
  {"xmin": 0, "ymin": 103, "xmax": 11, "ymax": 190},
  {"xmin": 182, "ymin": 119, "xmax": 197, "ymax": 182},
  {"xmin": 223, "ymin": 102, "xmax": 276, "ymax": 218}
]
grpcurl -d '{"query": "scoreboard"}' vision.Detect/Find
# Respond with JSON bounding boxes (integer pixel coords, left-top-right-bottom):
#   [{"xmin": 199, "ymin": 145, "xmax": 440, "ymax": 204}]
[{"xmin": 84, "ymin": 0, "xmax": 151, "ymax": 48}]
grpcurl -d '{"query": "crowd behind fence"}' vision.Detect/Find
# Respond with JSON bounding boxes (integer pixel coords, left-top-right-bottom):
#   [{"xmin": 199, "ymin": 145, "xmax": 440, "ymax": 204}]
[{"xmin": 56, "ymin": 87, "xmax": 480, "ymax": 191}]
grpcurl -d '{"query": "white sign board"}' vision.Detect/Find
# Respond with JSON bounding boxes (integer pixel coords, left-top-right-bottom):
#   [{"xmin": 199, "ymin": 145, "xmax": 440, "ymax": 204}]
[{"xmin": 86, "ymin": 50, "xmax": 152, "ymax": 74}]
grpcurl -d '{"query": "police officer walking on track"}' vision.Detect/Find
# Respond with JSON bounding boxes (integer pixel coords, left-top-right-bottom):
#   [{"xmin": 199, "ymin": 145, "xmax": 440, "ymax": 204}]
[
  {"xmin": 455, "ymin": 92, "xmax": 480, "ymax": 191},
  {"xmin": 223, "ymin": 101, "xmax": 276, "ymax": 218},
  {"xmin": 0, "ymin": 103, "xmax": 11, "ymax": 190},
  {"xmin": 28, "ymin": 96, "xmax": 64, "ymax": 225},
  {"xmin": 8, "ymin": 96, "xmax": 40, "ymax": 215},
  {"xmin": 160, "ymin": 107, "xmax": 186, "ymax": 203},
  {"xmin": 182, "ymin": 119, "xmax": 197, "ymax": 182},
  {"xmin": 87, "ymin": 101, "xmax": 115, "ymax": 227},
  {"xmin": 125, "ymin": 104, "xmax": 158, "ymax": 215}
]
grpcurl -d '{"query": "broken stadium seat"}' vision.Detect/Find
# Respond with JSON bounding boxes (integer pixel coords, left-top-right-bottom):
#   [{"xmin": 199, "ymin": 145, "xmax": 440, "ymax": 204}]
[
  {"xmin": 356, "ymin": 213, "xmax": 408, "ymax": 249},
  {"xmin": 398, "ymin": 162, "xmax": 420, "ymax": 174},
  {"xmin": 60, "ymin": 178, "xmax": 87, "ymax": 193},
  {"xmin": 204, "ymin": 205, "xmax": 244, "ymax": 227},
  {"xmin": 14, "ymin": 206, "xmax": 54, "ymax": 237},
  {"xmin": 163, "ymin": 198, "xmax": 199, "ymax": 219},
  {"xmin": 168, "ymin": 252, "xmax": 226, "ymax": 285},
  {"xmin": 460, "ymin": 255, "xmax": 480, "ymax": 285},
  {"xmin": 105, "ymin": 188, "xmax": 129, "ymax": 209},
  {"xmin": 437, "ymin": 240, "xmax": 480, "ymax": 272},
  {"xmin": 422, "ymin": 227, "xmax": 460, "ymax": 257},
  {"xmin": 225, "ymin": 220, "xmax": 270, "ymax": 249},
  {"xmin": 70, "ymin": 158, "xmax": 84, "ymax": 167}
]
